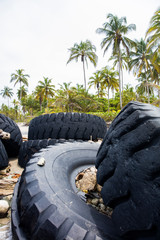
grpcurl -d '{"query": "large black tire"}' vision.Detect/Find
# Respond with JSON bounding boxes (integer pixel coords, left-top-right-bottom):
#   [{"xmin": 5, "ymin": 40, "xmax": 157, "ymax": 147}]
[
  {"xmin": 12, "ymin": 142, "xmax": 123, "ymax": 240},
  {"xmin": 0, "ymin": 114, "xmax": 22, "ymax": 157},
  {"xmin": 0, "ymin": 140, "xmax": 8, "ymax": 170},
  {"xmin": 96, "ymin": 101, "xmax": 160, "ymax": 239},
  {"xmin": 18, "ymin": 139, "xmax": 67, "ymax": 168},
  {"xmin": 28, "ymin": 112, "xmax": 107, "ymax": 141}
]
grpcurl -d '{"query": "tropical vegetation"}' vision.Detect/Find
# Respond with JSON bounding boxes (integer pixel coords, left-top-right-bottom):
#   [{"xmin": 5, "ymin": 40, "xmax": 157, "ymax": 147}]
[{"xmin": 0, "ymin": 9, "xmax": 159, "ymax": 123}]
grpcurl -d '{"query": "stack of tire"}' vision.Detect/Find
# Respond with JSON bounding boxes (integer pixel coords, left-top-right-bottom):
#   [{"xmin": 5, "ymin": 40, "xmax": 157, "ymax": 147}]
[
  {"xmin": 0, "ymin": 113, "xmax": 22, "ymax": 170},
  {"xmin": 11, "ymin": 104, "xmax": 160, "ymax": 240},
  {"xmin": 12, "ymin": 112, "xmax": 115, "ymax": 239}
]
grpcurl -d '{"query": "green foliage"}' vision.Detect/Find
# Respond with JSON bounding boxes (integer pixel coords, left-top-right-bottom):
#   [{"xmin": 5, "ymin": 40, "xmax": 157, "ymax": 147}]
[{"xmin": 87, "ymin": 111, "xmax": 119, "ymax": 122}]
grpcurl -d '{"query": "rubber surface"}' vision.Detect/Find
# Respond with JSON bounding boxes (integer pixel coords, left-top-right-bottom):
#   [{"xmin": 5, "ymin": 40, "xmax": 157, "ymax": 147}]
[
  {"xmin": 28, "ymin": 112, "xmax": 107, "ymax": 141},
  {"xmin": 12, "ymin": 141, "xmax": 123, "ymax": 240},
  {"xmin": 18, "ymin": 139, "xmax": 67, "ymax": 168},
  {"xmin": 0, "ymin": 140, "xmax": 8, "ymax": 170},
  {"xmin": 0, "ymin": 114, "xmax": 22, "ymax": 157},
  {"xmin": 96, "ymin": 101, "xmax": 160, "ymax": 239}
]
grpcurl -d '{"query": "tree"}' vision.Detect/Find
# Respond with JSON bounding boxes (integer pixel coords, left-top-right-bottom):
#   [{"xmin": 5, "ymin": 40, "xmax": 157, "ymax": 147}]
[
  {"xmin": 38, "ymin": 77, "xmax": 55, "ymax": 107},
  {"xmin": 146, "ymin": 8, "xmax": 160, "ymax": 54},
  {"xmin": 55, "ymin": 82, "xmax": 82, "ymax": 112},
  {"xmin": 10, "ymin": 69, "xmax": 30, "ymax": 101},
  {"xmin": 89, "ymin": 71, "xmax": 102, "ymax": 98},
  {"xmin": 67, "ymin": 40, "xmax": 98, "ymax": 90},
  {"xmin": 34, "ymin": 85, "xmax": 44, "ymax": 111},
  {"xmin": 109, "ymin": 51, "xmax": 129, "ymax": 93},
  {"xmin": 96, "ymin": 13, "xmax": 136, "ymax": 108},
  {"xmin": 146, "ymin": 8, "xmax": 160, "ymax": 75},
  {"xmin": 129, "ymin": 38, "xmax": 152, "ymax": 103},
  {"xmin": 100, "ymin": 66, "xmax": 119, "ymax": 111},
  {"xmin": 0, "ymin": 86, "xmax": 13, "ymax": 107},
  {"xmin": 17, "ymin": 85, "xmax": 28, "ymax": 100}
]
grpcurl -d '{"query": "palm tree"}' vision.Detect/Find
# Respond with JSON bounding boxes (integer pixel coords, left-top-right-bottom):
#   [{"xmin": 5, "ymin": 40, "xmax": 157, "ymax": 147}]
[
  {"xmin": 96, "ymin": 13, "xmax": 136, "ymax": 108},
  {"xmin": 34, "ymin": 85, "xmax": 44, "ymax": 111},
  {"xmin": 12, "ymin": 99, "xmax": 19, "ymax": 119},
  {"xmin": 67, "ymin": 40, "xmax": 98, "ymax": 90},
  {"xmin": 0, "ymin": 86, "xmax": 13, "ymax": 107},
  {"xmin": 10, "ymin": 69, "xmax": 30, "ymax": 101},
  {"xmin": 109, "ymin": 51, "xmax": 129, "ymax": 94},
  {"xmin": 17, "ymin": 85, "xmax": 28, "ymax": 100},
  {"xmin": 38, "ymin": 77, "xmax": 55, "ymax": 107},
  {"xmin": 100, "ymin": 66, "xmax": 119, "ymax": 111},
  {"xmin": 146, "ymin": 8, "xmax": 160, "ymax": 54},
  {"xmin": 129, "ymin": 38, "xmax": 152, "ymax": 103},
  {"xmin": 89, "ymin": 71, "xmax": 102, "ymax": 98},
  {"xmin": 55, "ymin": 82, "xmax": 82, "ymax": 112}
]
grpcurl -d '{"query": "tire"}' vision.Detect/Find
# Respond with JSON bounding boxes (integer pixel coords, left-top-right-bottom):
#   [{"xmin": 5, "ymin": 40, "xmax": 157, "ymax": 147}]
[
  {"xmin": 18, "ymin": 139, "xmax": 67, "ymax": 168},
  {"xmin": 11, "ymin": 142, "xmax": 122, "ymax": 240},
  {"xmin": 0, "ymin": 114, "xmax": 22, "ymax": 157},
  {"xmin": 96, "ymin": 101, "xmax": 160, "ymax": 239},
  {"xmin": 28, "ymin": 112, "xmax": 107, "ymax": 141},
  {"xmin": 0, "ymin": 140, "xmax": 8, "ymax": 170}
]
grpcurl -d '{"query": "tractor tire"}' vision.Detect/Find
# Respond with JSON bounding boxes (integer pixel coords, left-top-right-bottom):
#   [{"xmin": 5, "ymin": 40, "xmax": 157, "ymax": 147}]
[
  {"xmin": 18, "ymin": 139, "xmax": 67, "ymax": 168},
  {"xmin": 28, "ymin": 112, "xmax": 107, "ymax": 141},
  {"xmin": 12, "ymin": 141, "xmax": 123, "ymax": 240},
  {"xmin": 0, "ymin": 114, "xmax": 22, "ymax": 157},
  {"xmin": 96, "ymin": 101, "xmax": 160, "ymax": 239},
  {"xmin": 0, "ymin": 140, "xmax": 8, "ymax": 170}
]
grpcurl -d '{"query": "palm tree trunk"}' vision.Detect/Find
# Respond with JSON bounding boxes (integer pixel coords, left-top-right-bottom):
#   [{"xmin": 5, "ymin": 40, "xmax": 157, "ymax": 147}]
[
  {"xmin": 118, "ymin": 49, "xmax": 122, "ymax": 109},
  {"xmin": 82, "ymin": 59, "xmax": 87, "ymax": 90},
  {"xmin": 20, "ymin": 81, "xmax": 22, "ymax": 101},
  {"xmin": 108, "ymin": 85, "xmax": 110, "ymax": 112}
]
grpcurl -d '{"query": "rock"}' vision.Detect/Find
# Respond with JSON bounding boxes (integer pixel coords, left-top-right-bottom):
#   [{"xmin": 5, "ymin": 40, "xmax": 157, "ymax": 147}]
[
  {"xmin": 96, "ymin": 184, "xmax": 102, "ymax": 192},
  {"xmin": 76, "ymin": 171, "xmax": 97, "ymax": 191},
  {"xmin": 0, "ymin": 200, "xmax": 9, "ymax": 217},
  {"xmin": 98, "ymin": 203, "xmax": 106, "ymax": 211},
  {"xmin": 91, "ymin": 198, "xmax": 99, "ymax": 206},
  {"xmin": 37, "ymin": 157, "xmax": 45, "ymax": 166}
]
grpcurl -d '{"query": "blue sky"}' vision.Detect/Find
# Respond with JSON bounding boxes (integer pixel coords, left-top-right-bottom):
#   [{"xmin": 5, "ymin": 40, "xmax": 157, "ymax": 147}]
[{"xmin": 0, "ymin": 0, "xmax": 159, "ymax": 106}]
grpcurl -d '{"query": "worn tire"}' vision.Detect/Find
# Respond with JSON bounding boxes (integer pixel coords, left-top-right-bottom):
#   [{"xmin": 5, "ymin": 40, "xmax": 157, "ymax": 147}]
[
  {"xmin": 96, "ymin": 101, "xmax": 160, "ymax": 239},
  {"xmin": 0, "ymin": 140, "xmax": 8, "ymax": 170},
  {"xmin": 18, "ymin": 139, "xmax": 67, "ymax": 168},
  {"xmin": 0, "ymin": 114, "xmax": 22, "ymax": 157},
  {"xmin": 28, "ymin": 112, "xmax": 107, "ymax": 141},
  {"xmin": 12, "ymin": 142, "xmax": 123, "ymax": 240}
]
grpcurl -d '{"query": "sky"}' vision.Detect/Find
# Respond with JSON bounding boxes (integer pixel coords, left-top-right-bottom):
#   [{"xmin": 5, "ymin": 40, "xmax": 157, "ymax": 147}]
[{"xmin": 0, "ymin": 0, "xmax": 159, "ymax": 106}]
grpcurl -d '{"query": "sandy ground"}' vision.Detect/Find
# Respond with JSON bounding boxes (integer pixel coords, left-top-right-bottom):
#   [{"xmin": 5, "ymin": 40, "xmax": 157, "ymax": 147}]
[{"xmin": 0, "ymin": 123, "xmax": 29, "ymax": 239}]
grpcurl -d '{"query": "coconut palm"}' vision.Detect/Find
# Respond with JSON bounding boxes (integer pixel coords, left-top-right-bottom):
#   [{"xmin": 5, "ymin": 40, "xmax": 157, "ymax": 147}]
[
  {"xmin": 89, "ymin": 71, "xmax": 102, "ymax": 98},
  {"xmin": 10, "ymin": 69, "xmax": 29, "ymax": 101},
  {"xmin": 109, "ymin": 51, "xmax": 129, "ymax": 93},
  {"xmin": 38, "ymin": 77, "xmax": 55, "ymax": 107},
  {"xmin": 34, "ymin": 85, "xmax": 44, "ymax": 111},
  {"xmin": 17, "ymin": 85, "xmax": 28, "ymax": 100},
  {"xmin": 100, "ymin": 66, "xmax": 119, "ymax": 111},
  {"xmin": 96, "ymin": 13, "xmax": 136, "ymax": 108},
  {"xmin": 146, "ymin": 8, "xmax": 160, "ymax": 54},
  {"xmin": 55, "ymin": 82, "xmax": 82, "ymax": 112},
  {"xmin": 0, "ymin": 86, "xmax": 13, "ymax": 107},
  {"xmin": 67, "ymin": 40, "xmax": 98, "ymax": 90},
  {"xmin": 129, "ymin": 38, "xmax": 152, "ymax": 103}
]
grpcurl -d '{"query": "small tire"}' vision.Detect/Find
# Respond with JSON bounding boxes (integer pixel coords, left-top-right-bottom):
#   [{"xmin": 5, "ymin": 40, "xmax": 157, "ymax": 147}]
[
  {"xmin": 12, "ymin": 142, "xmax": 121, "ymax": 240},
  {"xmin": 0, "ymin": 114, "xmax": 22, "ymax": 157},
  {"xmin": 96, "ymin": 101, "xmax": 160, "ymax": 239},
  {"xmin": 28, "ymin": 112, "xmax": 107, "ymax": 141},
  {"xmin": 18, "ymin": 139, "xmax": 67, "ymax": 168},
  {"xmin": 0, "ymin": 140, "xmax": 8, "ymax": 170}
]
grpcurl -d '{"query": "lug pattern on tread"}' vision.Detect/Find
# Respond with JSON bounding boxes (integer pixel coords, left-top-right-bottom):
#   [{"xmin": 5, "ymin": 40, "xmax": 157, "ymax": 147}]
[
  {"xmin": 96, "ymin": 101, "xmax": 160, "ymax": 238},
  {"xmin": 28, "ymin": 113, "xmax": 107, "ymax": 141}
]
